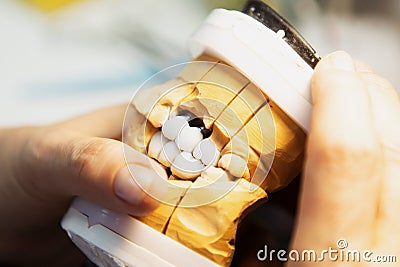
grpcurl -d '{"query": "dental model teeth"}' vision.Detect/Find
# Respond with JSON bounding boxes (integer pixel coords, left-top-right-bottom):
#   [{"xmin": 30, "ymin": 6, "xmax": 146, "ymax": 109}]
[
  {"xmin": 148, "ymin": 131, "xmax": 168, "ymax": 159},
  {"xmin": 158, "ymin": 141, "xmax": 180, "ymax": 167},
  {"xmin": 171, "ymin": 151, "xmax": 205, "ymax": 179},
  {"xmin": 218, "ymin": 153, "xmax": 250, "ymax": 179},
  {"xmin": 162, "ymin": 116, "xmax": 189, "ymax": 140},
  {"xmin": 200, "ymin": 167, "xmax": 232, "ymax": 183},
  {"xmin": 175, "ymin": 124, "xmax": 203, "ymax": 152},
  {"xmin": 149, "ymin": 113, "xmax": 219, "ymax": 173},
  {"xmin": 193, "ymin": 138, "xmax": 220, "ymax": 166},
  {"xmin": 150, "ymin": 106, "xmax": 170, "ymax": 128}
]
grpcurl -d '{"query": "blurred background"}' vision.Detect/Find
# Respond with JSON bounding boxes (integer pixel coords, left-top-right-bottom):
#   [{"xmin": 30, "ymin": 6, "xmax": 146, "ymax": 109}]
[
  {"xmin": 0, "ymin": 0, "xmax": 399, "ymax": 127},
  {"xmin": 0, "ymin": 0, "xmax": 398, "ymax": 266}
]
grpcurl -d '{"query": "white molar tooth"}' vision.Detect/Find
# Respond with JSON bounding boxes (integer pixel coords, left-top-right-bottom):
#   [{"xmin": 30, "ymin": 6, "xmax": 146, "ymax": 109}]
[
  {"xmin": 218, "ymin": 154, "xmax": 250, "ymax": 179},
  {"xmin": 171, "ymin": 151, "xmax": 205, "ymax": 179},
  {"xmin": 162, "ymin": 116, "xmax": 189, "ymax": 140},
  {"xmin": 193, "ymin": 138, "xmax": 220, "ymax": 166},
  {"xmin": 192, "ymin": 143, "xmax": 202, "ymax": 160},
  {"xmin": 198, "ymin": 138, "xmax": 220, "ymax": 166},
  {"xmin": 201, "ymin": 167, "xmax": 232, "ymax": 183},
  {"xmin": 147, "ymin": 131, "xmax": 168, "ymax": 159},
  {"xmin": 175, "ymin": 124, "xmax": 203, "ymax": 152},
  {"xmin": 210, "ymin": 153, "xmax": 220, "ymax": 167},
  {"xmin": 158, "ymin": 141, "xmax": 180, "ymax": 167}
]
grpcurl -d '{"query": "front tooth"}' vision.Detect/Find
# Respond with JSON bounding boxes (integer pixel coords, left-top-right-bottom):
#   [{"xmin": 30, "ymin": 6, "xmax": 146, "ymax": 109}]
[
  {"xmin": 148, "ymin": 131, "xmax": 168, "ymax": 159},
  {"xmin": 175, "ymin": 125, "xmax": 203, "ymax": 152},
  {"xmin": 171, "ymin": 151, "xmax": 205, "ymax": 179},
  {"xmin": 162, "ymin": 116, "xmax": 188, "ymax": 140},
  {"xmin": 149, "ymin": 105, "xmax": 170, "ymax": 128},
  {"xmin": 193, "ymin": 138, "xmax": 220, "ymax": 166},
  {"xmin": 218, "ymin": 154, "xmax": 250, "ymax": 179},
  {"xmin": 132, "ymin": 78, "xmax": 195, "ymax": 128},
  {"xmin": 158, "ymin": 141, "xmax": 180, "ymax": 167}
]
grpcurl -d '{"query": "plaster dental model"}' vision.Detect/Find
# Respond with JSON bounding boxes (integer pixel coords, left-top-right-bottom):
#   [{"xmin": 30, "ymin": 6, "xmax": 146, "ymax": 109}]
[{"xmin": 62, "ymin": 1, "xmax": 320, "ymax": 266}]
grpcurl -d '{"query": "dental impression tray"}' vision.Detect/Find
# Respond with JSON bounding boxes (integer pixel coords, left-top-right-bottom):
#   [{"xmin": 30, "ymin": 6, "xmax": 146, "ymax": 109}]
[{"xmin": 62, "ymin": 1, "xmax": 320, "ymax": 266}]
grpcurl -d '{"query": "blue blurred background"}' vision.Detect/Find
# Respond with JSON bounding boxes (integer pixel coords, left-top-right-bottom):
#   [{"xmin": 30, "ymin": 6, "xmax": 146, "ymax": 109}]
[{"xmin": 0, "ymin": 0, "xmax": 399, "ymax": 127}]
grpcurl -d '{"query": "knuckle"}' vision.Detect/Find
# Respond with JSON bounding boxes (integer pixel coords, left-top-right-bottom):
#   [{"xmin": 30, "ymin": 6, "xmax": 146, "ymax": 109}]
[
  {"xmin": 361, "ymin": 72, "xmax": 398, "ymax": 98},
  {"xmin": 69, "ymin": 138, "xmax": 117, "ymax": 178},
  {"xmin": 25, "ymin": 127, "xmax": 61, "ymax": 172},
  {"xmin": 311, "ymin": 135, "xmax": 380, "ymax": 166}
]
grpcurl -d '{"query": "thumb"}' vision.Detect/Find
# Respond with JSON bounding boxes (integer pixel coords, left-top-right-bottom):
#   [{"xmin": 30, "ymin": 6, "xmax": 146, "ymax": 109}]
[
  {"xmin": 58, "ymin": 105, "xmax": 168, "ymax": 216},
  {"xmin": 56, "ymin": 137, "xmax": 168, "ymax": 216},
  {"xmin": 56, "ymin": 104, "xmax": 128, "ymax": 139},
  {"xmin": 25, "ymin": 105, "xmax": 167, "ymax": 216}
]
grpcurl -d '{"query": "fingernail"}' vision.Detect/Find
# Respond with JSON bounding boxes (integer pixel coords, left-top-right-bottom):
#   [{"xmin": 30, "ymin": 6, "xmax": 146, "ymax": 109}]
[
  {"xmin": 329, "ymin": 51, "xmax": 355, "ymax": 72},
  {"xmin": 114, "ymin": 165, "xmax": 156, "ymax": 205}
]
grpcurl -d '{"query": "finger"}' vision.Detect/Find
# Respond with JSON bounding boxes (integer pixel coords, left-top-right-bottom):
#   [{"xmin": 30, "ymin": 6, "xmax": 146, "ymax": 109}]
[
  {"xmin": 57, "ymin": 104, "xmax": 128, "ymax": 139},
  {"xmin": 356, "ymin": 65, "xmax": 400, "ymax": 247},
  {"xmin": 291, "ymin": 51, "xmax": 381, "ymax": 251},
  {"xmin": 354, "ymin": 60, "xmax": 374, "ymax": 73},
  {"xmin": 32, "ymin": 136, "xmax": 168, "ymax": 216},
  {"xmin": 310, "ymin": 51, "xmax": 377, "ymax": 147}
]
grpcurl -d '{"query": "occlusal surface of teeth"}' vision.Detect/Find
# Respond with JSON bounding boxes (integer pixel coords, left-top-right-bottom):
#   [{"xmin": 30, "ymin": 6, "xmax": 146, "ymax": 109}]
[
  {"xmin": 162, "ymin": 116, "xmax": 189, "ymax": 140},
  {"xmin": 147, "ymin": 108, "xmax": 222, "ymax": 181},
  {"xmin": 193, "ymin": 138, "xmax": 219, "ymax": 166},
  {"xmin": 148, "ymin": 131, "xmax": 168, "ymax": 159},
  {"xmin": 171, "ymin": 151, "xmax": 205, "ymax": 179},
  {"xmin": 218, "ymin": 153, "xmax": 250, "ymax": 179},
  {"xmin": 175, "ymin": 124, "xmax": 203, "ymax": 152},
  {"xmin": 158, "ymin": 141, "xmax": 180, "ymax": 167}
]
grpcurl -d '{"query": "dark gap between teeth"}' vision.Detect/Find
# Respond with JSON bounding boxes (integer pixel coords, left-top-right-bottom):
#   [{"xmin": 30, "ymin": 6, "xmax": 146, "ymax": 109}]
[
  {"xmin": 188, "ymin": 117, "xmax": 204, "ymax": 128},
  {"xmin": 200, "ymin": 128, "xmax": 212, "ymax": 138},
  {"xmin": 166, "ymin": 167, "xmax": 172, "ymax": 177},
  {"xmin": 178, "ymin": 109, "xmax": 213, "ymax": 138}
]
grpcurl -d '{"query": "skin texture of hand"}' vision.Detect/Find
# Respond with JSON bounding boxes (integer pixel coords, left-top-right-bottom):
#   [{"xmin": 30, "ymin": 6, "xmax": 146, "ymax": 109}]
[
  {"xmin": 0, "ymin": 105, "xmax": 167, "ymax": 267},
  {"xmin": 288, "ymin": 51, "xmax": 400, "ymax": 266}
]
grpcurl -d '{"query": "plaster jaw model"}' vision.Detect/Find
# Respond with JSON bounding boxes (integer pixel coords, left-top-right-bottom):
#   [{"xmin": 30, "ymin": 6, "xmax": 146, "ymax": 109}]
[{"xmin": 124, "ymin": 53, "xmax": 305, "ymax": 266}]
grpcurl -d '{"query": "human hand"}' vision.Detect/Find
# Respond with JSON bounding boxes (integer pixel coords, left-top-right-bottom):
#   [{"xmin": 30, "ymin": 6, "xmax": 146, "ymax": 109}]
[
  {"xmin": 0, "ymin": 105, "xmax": 167, "ymax": 266},
  {"xmin": 288, "ymin": 51, "xmax": 400, "ymax": 266}
]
